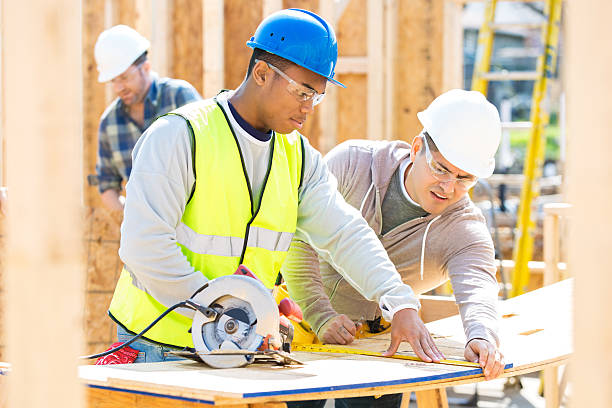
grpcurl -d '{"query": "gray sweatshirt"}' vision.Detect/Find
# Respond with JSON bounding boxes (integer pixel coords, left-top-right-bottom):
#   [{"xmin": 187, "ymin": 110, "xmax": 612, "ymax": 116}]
[
  {"xmin": 118, "ymin": 91, "xmax": 421, "ymax": 323},
  {"xmin": 281, "ymin": 139, "xmax": 500, "ymax": 346}
]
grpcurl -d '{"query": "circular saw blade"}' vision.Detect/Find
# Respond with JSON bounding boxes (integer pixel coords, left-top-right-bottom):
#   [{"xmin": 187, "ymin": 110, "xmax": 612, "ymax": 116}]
[{"xmin": 191, "ymin": 275, "xmax": 280, "ymax": 368}]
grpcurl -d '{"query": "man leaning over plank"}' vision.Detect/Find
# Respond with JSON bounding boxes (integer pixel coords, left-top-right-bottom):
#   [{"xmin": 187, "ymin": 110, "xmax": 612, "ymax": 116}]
[{"xmin": 282, "ymin": 90, "xmax": 505, "ymax": 408}]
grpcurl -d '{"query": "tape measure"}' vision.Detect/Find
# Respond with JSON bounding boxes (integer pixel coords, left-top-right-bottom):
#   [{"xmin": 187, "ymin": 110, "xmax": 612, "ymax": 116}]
[{"xmin": 292, "ymin": 343, "xmax": 480, "ymax": 368}]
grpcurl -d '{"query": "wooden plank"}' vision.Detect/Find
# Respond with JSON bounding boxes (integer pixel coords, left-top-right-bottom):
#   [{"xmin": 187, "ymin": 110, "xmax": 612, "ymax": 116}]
[
  {"xmin": 442, "ymin": 0, "xmax": 463, "ymax": 92},
  {"xmin": 543, "ymin": 204, "xmax": 566, "ymax": 286},
  {"xmin": 171, "ymin": 0, "xmax": 203, "ymax": 94},
  {"xmin": 384, "ymin": 0, "xmax": 398, "ymax": 140},
  {"xmin": 566, "ymin": 1, "xmax": 612, "ymax": 406},
  {"xmin": 317, "ymin": 0, "xmax": 338, "ymax": 154},
  {"xmin": 367, "ymin": 0, "xmax": 384, "ymax": 140},
  {"xmin": 335, "ymin": 56, "xmax": 368, "ymax": 74},
  {"xmin": 203, "ymin": 0, "xmax": 225, "ymax": 98},
  {"xmin": 543, "ymin": 366, "xmax": 560, "ymax": 408},
  {"xmin": 223, "ymin": 0, "xmax": 262, "ymax": 90},
  {"xmin": 262, "ymin": 0, "xmax": 282, "ymax": 17},
  {"xmin": 3, "ymin": 1, "xmax": 84, "ymax": 408},
  {"xmin": 79, "ymin": 280, "xmax": 572, "ymax": 405},
  {"xmin": 150, "ymin": 0, "xmax": 171, "ymax": 77},
  {"xmin": 83, "ymin": 0, "xmax": 109, "ymax": 208},
  {"xmin": 415, "ymin": 388, "xmax": 449, "ymax": 408},
  {"xmin": 419, "ymin": 295, "xmax": 458, "ymax": 324},
  {"xmin": 396, "ymin": 0, "xmax": 444, "ymax": 143}
]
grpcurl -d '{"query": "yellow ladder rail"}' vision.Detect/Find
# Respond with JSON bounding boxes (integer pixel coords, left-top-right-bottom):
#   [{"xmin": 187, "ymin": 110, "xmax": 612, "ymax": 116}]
[
  {"xmin": 511, "ymin": 0, "xmax": 562, "ymax": 297},
  {"xmin": 471, "ymin": 0, "xmax": 498, "ymax": 94}
]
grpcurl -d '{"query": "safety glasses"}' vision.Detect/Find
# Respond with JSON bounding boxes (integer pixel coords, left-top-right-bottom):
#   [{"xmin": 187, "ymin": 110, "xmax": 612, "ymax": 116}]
[
  {"xmin": 422, "ymin": 133, "xmax": 478, "ymax": 189},
  {"xmin": 256, "ymin": 59, "xmax": 325, "ymax": 106}
]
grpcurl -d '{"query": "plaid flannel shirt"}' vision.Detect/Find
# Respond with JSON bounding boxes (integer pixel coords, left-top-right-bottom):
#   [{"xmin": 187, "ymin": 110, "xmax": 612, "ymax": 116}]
[{"xmin": 95, "ymin": 74, "xmax": 201, "ymax": 193}]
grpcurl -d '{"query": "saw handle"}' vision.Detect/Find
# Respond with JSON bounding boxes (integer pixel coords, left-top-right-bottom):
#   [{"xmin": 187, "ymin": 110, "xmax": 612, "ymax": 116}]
[
  {"xmin": 278, "ymin": 298, "xmax": 303, "ymax": 322},
  {"xmin": 234, "ymin": 264, "xmax": 261, "ymax": 281}
]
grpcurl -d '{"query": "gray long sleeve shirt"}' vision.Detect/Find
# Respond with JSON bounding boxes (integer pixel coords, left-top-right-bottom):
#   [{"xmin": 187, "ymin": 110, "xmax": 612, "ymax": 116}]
[
  {"xmin": 118, "ymin": 91, "xmax": 420, "ymax": 321},
  {"xmin": 281, "ymin": 139, "xmax": 500, "ymax": 346}
]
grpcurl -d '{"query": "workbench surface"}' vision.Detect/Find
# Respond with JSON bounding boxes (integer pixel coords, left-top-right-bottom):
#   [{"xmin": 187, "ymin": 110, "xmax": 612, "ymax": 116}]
[{"xmin": 79, "ymin": 279, "xmax": 571, "ymax": 406}]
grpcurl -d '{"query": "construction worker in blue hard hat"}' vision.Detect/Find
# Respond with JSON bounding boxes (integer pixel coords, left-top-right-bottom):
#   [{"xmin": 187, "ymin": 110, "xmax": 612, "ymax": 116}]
[{"xmin": 108, "ymin": 7, "xmax": 443, "ymax": 382}]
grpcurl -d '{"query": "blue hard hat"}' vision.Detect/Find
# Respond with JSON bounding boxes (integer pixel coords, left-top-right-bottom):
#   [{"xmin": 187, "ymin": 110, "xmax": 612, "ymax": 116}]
[{"xmin": 247, "ymin": 8, "xmax": 345, "ymax": 88}]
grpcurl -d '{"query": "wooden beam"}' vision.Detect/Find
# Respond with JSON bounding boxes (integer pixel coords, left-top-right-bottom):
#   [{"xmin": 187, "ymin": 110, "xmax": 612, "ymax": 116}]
[
  {"xmin": 442, "ymin": 0, "xmax": 463, "ymax": 91},
  {"xmin": 384, "ymin": 0, "xmax": 398, "ymax": 140},
  {"xmin": 318, "ymin": 0, "xmax": 338, "ymax": 153},
  {"xmin": 172, "ymin": 0, "xmax": 203, "ymax": 94},
  {"xmin": 396, "ymin": 0, "xmax": 444, "ymax": 143},
  {"xmin": 566, "ymin": 1, "xmax": 612, "ymax": 406},
  {"xmin": 414, "ymin": 388, "xmax": 449, "ymax": 408},
  {"xmin": 203, "ymin": 0, "xmax": 225, "ymax": 98},
  {"xmin": 418, "ymin": 295, "xmax": 458, "ymax": 324},
  {"xmin": 262, "ymin": 0, "xmax": 283, "ymax": 18},
  {"xmin": 83, "ymin": 0, "xmax": 108, "ymax": 208},
  {"xmin": 367, "ymin": 0, "xmax": 384, "ymax": 140},
  {"xmin": 3, "ymin": 1, "xmax": 84, "ymax": 407},
  {"xmin": 150, "ymin": 0, "xmax": 172, "ymax": 77}
]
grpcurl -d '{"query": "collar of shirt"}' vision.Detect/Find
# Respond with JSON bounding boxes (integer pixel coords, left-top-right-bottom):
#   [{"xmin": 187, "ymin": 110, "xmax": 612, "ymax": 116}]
[{"xmin": 227, "ymin": 100, "xmax": 272, "ymax": 142}]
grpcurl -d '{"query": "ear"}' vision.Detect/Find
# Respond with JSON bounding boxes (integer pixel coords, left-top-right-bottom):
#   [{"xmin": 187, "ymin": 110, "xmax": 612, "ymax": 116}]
[
  {"xmin": 141, "ymin": 60, "xmax": 152, "ymax": 73},
  {"xmin": 411, "ymin": 134, "xmax": 423, "ymax": 161},
  {"xmin": 252, "ymin": 60, "xmax": 270, "ymax": 86}
]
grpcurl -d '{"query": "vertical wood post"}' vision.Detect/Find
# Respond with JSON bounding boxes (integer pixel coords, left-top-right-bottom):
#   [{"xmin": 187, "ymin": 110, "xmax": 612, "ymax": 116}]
[
  {"xmin": 3, "ymin": 1, "xmax": 84, "ymax": 407},
  {"xmin": 203, "ymin": 0, "xmax": 225, "ymax": 98},
  {"xmin": 566, "ymin": 1, "xmax": 612, "ymax": 406},
  {"xmin": 367, "ymin": 0, "xmax": 384, "ymax": 140}
]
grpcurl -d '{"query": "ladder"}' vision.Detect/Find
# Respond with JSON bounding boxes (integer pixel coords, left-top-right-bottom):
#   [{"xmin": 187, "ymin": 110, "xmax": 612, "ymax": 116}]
[{"xmin": 471, "ymin": 0, "xmax": 562, "ymax": 297}]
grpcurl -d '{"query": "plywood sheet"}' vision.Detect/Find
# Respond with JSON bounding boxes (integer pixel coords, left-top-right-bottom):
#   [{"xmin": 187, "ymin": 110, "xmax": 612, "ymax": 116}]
[
  {"xmin": 86, "ymin": 240, "xmax": 121, "ymax": 292},
  {"xmin": 84, "ymin": 292, "xmax": 115, "ymax": 345},
  {"xmin": 79, "ymin": 280, "xmax": 572, "ymax": 404},
  {"xmin": 337, "ymin": 74, "xmax": 367, "ymax": 143}
]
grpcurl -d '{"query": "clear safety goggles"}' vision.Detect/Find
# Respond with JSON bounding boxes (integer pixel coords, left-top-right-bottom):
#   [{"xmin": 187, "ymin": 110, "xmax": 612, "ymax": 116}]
[
  {"xmin": 422, "ymin": 133, "xmax": 478, "ymax": 190},
  {"xmin": 256, "ymin": 59, "xmax": 325, "ymax": 106}
]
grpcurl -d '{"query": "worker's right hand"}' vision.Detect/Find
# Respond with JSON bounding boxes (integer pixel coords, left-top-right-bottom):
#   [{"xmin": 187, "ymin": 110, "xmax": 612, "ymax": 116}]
[
  {"xmin": 318, "ymin": 314, "xmax": 359, "ymax": 345},
  {"xmin": 382, "ymin": 308, "xmax": 445, "ymax": 363}
]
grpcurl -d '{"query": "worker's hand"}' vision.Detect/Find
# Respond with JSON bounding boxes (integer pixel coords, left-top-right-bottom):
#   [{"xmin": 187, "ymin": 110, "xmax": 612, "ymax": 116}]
[
  {"xmin": 464, "ymin": 338, "xmax": 505, "ymax": 380},
  {"xmin": 319, "ymin": 314, "xmax": 359, "ymax": 345},
  {"xmin": 382, "ymin": 308, "xmax": 445, "ymax": 362}
]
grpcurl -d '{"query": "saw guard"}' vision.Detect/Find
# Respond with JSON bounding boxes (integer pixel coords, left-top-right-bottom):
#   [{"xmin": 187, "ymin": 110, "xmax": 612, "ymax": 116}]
[{"xmin": 191, "ymin": 275, "xmax": 281, "ymax": 368}]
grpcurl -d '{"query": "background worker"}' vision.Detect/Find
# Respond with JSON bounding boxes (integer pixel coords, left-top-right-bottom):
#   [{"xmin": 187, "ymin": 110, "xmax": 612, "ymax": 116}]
[
  {"xmin": 93, "ymin": 25, "xmax": 201, "ymax": 212},
  {"xmin": 282, "ymin": 90, "xmax": 505, "ymax": 408},
  {"xmin": 109, "ymin": 9, "xmax": 443, "ymax": 370}
]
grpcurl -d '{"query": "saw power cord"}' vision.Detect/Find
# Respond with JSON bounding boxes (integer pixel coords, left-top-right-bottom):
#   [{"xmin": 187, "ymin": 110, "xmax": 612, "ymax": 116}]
[{"xmin": 80, "ymin": 299, "xmax": 214, "ymax": 360}]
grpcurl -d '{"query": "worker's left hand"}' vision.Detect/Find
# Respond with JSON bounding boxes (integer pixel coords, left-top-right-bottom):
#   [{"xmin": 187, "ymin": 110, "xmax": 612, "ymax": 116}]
[
  {"xmin": 464, "ymin": 338, "xmax": 505, "ymax": 380},
  {"xmin": 382, "ymin": 308, "xmax": 445, "ymax": 363}
]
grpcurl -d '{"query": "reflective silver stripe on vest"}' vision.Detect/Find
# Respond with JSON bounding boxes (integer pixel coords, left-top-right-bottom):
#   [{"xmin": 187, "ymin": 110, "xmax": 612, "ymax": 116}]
[{"xmin": 176, "ymin": 223, "xmax": 294, "ymax": 256}]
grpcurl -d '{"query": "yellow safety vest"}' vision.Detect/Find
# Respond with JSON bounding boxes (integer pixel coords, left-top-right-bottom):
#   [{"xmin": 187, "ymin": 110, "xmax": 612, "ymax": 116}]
[{"xmin": 109, "ymin": 98, "xmax": 303, "ymax": 347}]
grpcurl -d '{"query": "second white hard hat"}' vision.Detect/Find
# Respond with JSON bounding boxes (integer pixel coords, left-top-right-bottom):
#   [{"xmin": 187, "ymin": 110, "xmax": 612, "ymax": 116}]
[
  {"xmin": 417, "ymin": 89, "xmax": 501, "ymax": 178},
  {"xmin": 94, "ymin": 25, "xmax": 150, "ymax": 83}
]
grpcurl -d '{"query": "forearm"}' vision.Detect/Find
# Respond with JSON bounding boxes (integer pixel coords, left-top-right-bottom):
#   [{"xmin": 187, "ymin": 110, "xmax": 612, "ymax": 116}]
[
  {"xmin": 281, "ymin": 239, "xmax": 339, "ymax": 334},
  {"xmin": 297, "ymin": 142, "xmax": 420, "ymax": 321},
  {"xmin": 448, "ymin": 244, "xmax": 500, "ymax": 346}
]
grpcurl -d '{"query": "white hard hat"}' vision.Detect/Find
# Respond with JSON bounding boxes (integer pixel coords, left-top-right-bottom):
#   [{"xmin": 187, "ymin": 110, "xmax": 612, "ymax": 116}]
[
  {"xmin": 94, "ymin": 25, "xmax": 150, "ymax": 83},
  {"xmin": 417, "ymin": 89, "xmax": 501, "ymax": 178}
]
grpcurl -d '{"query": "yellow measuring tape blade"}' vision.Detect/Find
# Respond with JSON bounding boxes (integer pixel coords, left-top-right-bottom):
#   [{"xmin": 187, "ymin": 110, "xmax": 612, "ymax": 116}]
[{"xmin": 292, "ymin": 343, "xmax": 480, "ymax": 368}]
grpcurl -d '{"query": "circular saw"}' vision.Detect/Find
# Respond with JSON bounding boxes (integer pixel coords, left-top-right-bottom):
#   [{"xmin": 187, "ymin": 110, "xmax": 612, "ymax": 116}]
[{"xmin": 188, "ymin": 273, "xmax": 301, "ymax": 368}]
